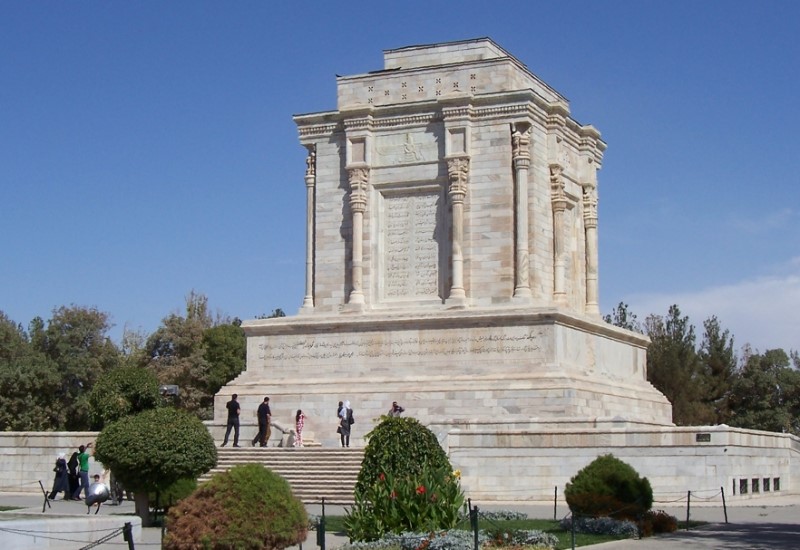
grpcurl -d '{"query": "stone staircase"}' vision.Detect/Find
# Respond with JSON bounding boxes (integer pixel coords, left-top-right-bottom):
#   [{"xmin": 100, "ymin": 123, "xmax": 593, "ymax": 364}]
[{"xmin": 200, "ymin": 447, "xmax": 364, "ymax": 504}]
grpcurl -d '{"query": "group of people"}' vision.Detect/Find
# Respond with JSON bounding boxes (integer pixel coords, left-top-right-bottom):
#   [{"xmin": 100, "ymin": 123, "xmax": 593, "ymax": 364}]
[
  {"xmin": 221, "ymin": 394, "xmax": 306, "ymax": 448},
  {"xmin": 220, "ymin": 395, "xmax": 406, "ymax": 448},
  {"xmin": 47, "ymin": 442, "xmax": 94, "ymax": 501}
]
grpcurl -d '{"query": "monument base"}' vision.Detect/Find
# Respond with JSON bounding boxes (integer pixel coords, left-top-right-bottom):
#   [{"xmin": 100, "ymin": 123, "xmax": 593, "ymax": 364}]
[{"xmin": 218, "ymin": 307, "xmax": 672, "ymax": 447}]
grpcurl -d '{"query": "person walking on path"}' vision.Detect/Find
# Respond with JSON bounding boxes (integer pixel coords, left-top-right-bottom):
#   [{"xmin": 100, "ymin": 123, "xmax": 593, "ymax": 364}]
[
  {"xmin": 338, "ymin": 400, "xmax": 354, "ymax": 448},
  {"xmin": 47, "ymin": 452, "xmax": 69, "ymax": 500},
  {"xmin": 295, "ymin": 409, "xmax": 306, "ymax": 447},
  {"xmin": 71, "ymin": 442, "xmax": 93, "ymax": 501},
  {"xmin": 252, "ymin": 396, "xmax": 272, "ymax": 447},
  {"xmin": 221, "ymin": 394, "xmax": 241, "ymax": 447}
]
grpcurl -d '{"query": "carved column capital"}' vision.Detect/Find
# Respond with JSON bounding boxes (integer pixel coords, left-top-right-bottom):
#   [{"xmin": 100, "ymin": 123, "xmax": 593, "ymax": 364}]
[
  {"xmin": 304, "ymin": 145, "xmax": 316, "ymax": 186},
  {"xmin": 512, "ymin": 125, "xmax": 531, "ymax": 169},
  {"xmin": 347, "ymin": 166, "xmax": 369, "ymax": 213},
  {"xmin": 583, "ymin": 186, "xmax": 598, "ymax": 228},
  {"xmin": 550, "ymin": 163, "xmax": 567, "ymax": 211},
  {"xmin": 447, "ymin": 156, "xmax": 470, "ymax": 203}
]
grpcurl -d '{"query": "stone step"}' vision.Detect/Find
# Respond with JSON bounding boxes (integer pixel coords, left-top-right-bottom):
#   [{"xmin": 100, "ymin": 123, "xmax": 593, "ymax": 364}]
[{"xmin": 200, "ymin": 447, "xmax": 365, "ymax": 504}]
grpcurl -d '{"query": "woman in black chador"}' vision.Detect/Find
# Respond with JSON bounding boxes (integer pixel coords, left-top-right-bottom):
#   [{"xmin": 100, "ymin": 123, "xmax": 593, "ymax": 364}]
[
  {"xmin": 337, "ymin": 400, "xmax": 355, "ymax": 448},
  {"xmin": 48, "ymin": 453, "xmax": 69, "ymax": 500}
]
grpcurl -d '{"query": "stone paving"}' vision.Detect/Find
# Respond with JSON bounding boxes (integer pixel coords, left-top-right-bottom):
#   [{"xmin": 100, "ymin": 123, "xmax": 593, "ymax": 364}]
[{"xmin": 2, "ymin": 492, "xmax": 799, "ymax": 549}]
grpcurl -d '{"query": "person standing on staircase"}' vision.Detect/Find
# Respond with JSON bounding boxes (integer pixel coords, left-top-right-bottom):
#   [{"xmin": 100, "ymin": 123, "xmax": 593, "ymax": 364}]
[
  {"xmin": 221, "ymin": 394, "xmax": 241, "ymax": 447},
  {"xmin": 252, "ymin": 396, "xmax": 272, "ymax": 447},
  {"xmin": 338, "ymin": 400, "xmax": 354, "ymax": 448},
  {"xmin": 295, "ymin": 409, "xmax": 306, "ymax": 447}
]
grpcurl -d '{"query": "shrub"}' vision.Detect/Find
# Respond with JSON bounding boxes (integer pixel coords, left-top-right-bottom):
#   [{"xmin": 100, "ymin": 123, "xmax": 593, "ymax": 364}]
[
  {"xmin": 564, "ymin": 454, "xmax": 653, "ymax": 521},
  {"xmin": 149, "ymin": 477, "xmax": 197, "ymax": 510},
  {"xmin": 355, "ymin": 417, "xmax": 452, "ymax": 495},
  {"xmin": 559, "ymin": 515, "xmax": 638, "ymax": 538},
  {"xmin": 483, "ymin": 527, "xmax": 559, "ymax": 549},
  {"xmin": 164, "ymin": 464, "xmax": 307, "ymax": 550},
  {"xmin": 640, "ymin": 509, "xmax": 678, "ymax": 537},
  {"xmin": 347, "ymin": 417, "xmax": 464, "ymax": 541}
]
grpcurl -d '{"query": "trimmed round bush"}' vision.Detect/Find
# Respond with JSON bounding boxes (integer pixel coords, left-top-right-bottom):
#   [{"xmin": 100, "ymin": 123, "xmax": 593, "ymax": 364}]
[
  {"xmin": 94, "ymin": 406, "xmax": 217, "ymax": 526},
  {"xmin": 347, "ymin": 416, "xmax": 464, "ymax": 541},
  {"xmin": 164, "ymin": 464, "xmax": 308, "ymax": 550},
  {"xmin": 564, "ymin": 454, "xmax": 653, "ymax": 521},
  {"xmin": 355, "ymin": 416, "xmax": 451, "ymax": 495}
]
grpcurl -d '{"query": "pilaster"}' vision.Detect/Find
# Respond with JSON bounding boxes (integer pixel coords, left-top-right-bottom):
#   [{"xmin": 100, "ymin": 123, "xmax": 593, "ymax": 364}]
[
  {"xmin": 300, "ymin": 145, "xmax": 316, "ymax": 312},
  {"xmin": 512, "ymin": 122, "xmax": 533, "ymax": 301},
  {"xmin": 550, "ymin": 163, "xmax": 568, "ymax": 303}
]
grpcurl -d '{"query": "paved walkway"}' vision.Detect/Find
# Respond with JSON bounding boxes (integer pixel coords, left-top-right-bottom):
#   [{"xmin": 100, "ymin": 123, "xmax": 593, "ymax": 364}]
[{"xmin": 2, "ymin": 492, "xmax": 799, "ymax": 548}]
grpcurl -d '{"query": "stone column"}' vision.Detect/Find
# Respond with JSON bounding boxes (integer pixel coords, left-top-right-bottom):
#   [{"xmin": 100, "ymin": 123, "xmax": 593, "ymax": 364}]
[
  {"xmin": 301, "ymin": 145, "xmax": 316, "ymax": 310},
  {"xmin": 583, "ymin": 184, "xmax": 599, "ymax": 315},
  {"xmin": 512, "ymin": 124, "xmax": 532, "ymax": 299},
  {"xmin": 550, "ymin": 163, "xmax": 568, "ymax": 303},
  {"xmin": 446, "ymin": 155, "xmax": 469, "ymax": 303},
  {"xmin": 347, "ymin": 166, "xmax": 369, "ymax": 305}
]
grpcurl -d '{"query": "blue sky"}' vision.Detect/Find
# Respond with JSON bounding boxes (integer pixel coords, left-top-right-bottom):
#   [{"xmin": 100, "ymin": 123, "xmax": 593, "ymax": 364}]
[{"xmin": 1, "ymin": 1, "xmax": 798, "ymax": 354}]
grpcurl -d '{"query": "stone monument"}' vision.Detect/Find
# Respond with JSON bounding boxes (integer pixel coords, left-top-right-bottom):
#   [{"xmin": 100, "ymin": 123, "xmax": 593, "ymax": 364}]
[{"xmin": 217, "ymin": 39, "xmax": 797, "ymax": 500}]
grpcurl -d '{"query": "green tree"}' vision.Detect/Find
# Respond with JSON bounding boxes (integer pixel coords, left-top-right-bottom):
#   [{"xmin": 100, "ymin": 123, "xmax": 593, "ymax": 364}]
[
  {"xmin": 142, "ymin": 292, "xmax": 214, "ymax": 417},
  {"xmin": 0, "ymin": 312, "xmax": 63, "ymax": 430},
  {"xmin": 87, "ymin": 366, "xmax": 161, "ymax": 429},
  {"xmin": 35, "ymin": 305, "xmax": 121, "ymax": 429},
  {"xmin": 645, "ymin": 305, "xmax": 704, "ymax": 425},
  {"xmin": 93, "ymin": 407, "xmax": 217, "ymax": 526},
  {"xmin": 0, "ymin": 312, "xmax": 68, "ymax": 430},
  {"xmin": 728, "ymin": 349, "xmax": 800, "ymax": 434},
  {"xmin": 697, "ymin": 316, "xmax": 737, "ymax": 425},
  {"xmin": 604, "ymin": 302, "xmax": 642, "ymax": 333},
  {"xmin": 203, "ymin": 322, "xmax": 246, "ymax": 396},
  {"xmin": 142, "ymin": 292, "xmax": 247, "ymax": 419}
]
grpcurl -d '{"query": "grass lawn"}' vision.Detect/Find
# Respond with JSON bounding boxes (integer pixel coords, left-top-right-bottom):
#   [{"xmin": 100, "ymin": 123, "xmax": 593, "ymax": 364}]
[{"xmin": 320, "ymin": 516, "xmax": 628, "ymax": 549}]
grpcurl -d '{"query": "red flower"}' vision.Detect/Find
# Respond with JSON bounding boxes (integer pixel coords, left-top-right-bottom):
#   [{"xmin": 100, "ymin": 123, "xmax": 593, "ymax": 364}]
[
  {"xmin": 416, "ymin": 485, "xmax": 426, "ymax": 495},
  {"xmin": 390, "ymin": 490, "xmax": 397, "ymax": 500},
  {"xmin": 379, "ymin": 472, "xmax": 386, "ymax": 481}
]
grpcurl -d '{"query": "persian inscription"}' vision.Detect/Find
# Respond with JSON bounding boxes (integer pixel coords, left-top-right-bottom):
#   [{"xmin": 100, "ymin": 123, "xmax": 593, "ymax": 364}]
[
  {"xmin": 257, "ymin": 330, "xmax": 544, "ymax": 362},
  {"xmin": 384, "ymin": 192, "xmax": 439, "ymax": 299}
]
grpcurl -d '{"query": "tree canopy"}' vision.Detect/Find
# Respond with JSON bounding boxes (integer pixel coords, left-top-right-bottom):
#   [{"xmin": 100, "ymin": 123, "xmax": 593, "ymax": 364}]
[{"xmin": 93, "ymin": 406, "xmax": 217, "ymax": 525}]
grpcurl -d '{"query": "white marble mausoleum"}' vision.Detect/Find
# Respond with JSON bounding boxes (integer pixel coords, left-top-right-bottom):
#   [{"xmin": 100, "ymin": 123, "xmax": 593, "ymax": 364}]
[{"xmin": 215, "ymin": 39, "xmax": 799, "ymax": 501}]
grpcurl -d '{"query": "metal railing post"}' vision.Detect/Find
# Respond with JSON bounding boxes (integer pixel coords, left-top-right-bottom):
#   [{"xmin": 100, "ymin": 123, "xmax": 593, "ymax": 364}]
[
  {"xmin": 316, "ymin": 497, "xmax": 326, "ymax": 550},
  {"xmin": 721, "ymin": 486, "xmax": 728, "ymax": 524},
  {"xmin": 685, "ymin": 491, "xmax": 691, "ymax": 530}
]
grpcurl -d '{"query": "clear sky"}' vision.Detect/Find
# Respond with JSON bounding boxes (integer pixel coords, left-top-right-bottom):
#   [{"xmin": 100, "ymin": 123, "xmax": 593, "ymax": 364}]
[{"xmin": 1, "ymin": 1, "xmax": 798, "ymax": 354}]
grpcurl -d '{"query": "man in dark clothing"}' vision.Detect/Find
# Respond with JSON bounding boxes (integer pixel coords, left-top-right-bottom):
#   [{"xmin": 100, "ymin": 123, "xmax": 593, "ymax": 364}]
[
  {"xmin": 252, "ymin": 396, "xmax": 272, "ymax": 447},
  {"xmin": 221, "ymin": 394, "xmax": 241, "ymax": 447}
]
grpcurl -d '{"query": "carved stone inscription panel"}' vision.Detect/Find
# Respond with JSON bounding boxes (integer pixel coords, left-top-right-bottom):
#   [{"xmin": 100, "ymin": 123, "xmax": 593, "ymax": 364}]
[
  {"xmin": 384, "ymin": 191, "xmax": 440, "ymax": 300},
  {"xmin": 255, "ymin": 325, "xmax": 546, "ymax": 365},
  {"xmin": 375, "ymin": 131, "xmax": 440, "ymax": 166}
]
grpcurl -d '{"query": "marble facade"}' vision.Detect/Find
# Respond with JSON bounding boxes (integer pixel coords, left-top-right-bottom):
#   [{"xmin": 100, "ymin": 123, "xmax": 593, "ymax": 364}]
[{"xmin": 214, "ymin": 39, "xmax": 798, "ymax": 500}]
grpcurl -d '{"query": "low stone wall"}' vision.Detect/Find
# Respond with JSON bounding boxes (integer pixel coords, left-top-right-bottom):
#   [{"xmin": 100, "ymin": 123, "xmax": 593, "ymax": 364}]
[
  {"xmin": 0, "ymin": 432, "xmax": 101, "ymax": 494},
  {"xmin": 5, "ymin": 425, "xmax": 798, "ymax": 505},
  {"xmin": 447, "ymin": 424, "xmax": 800, "ymax": 502}
]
